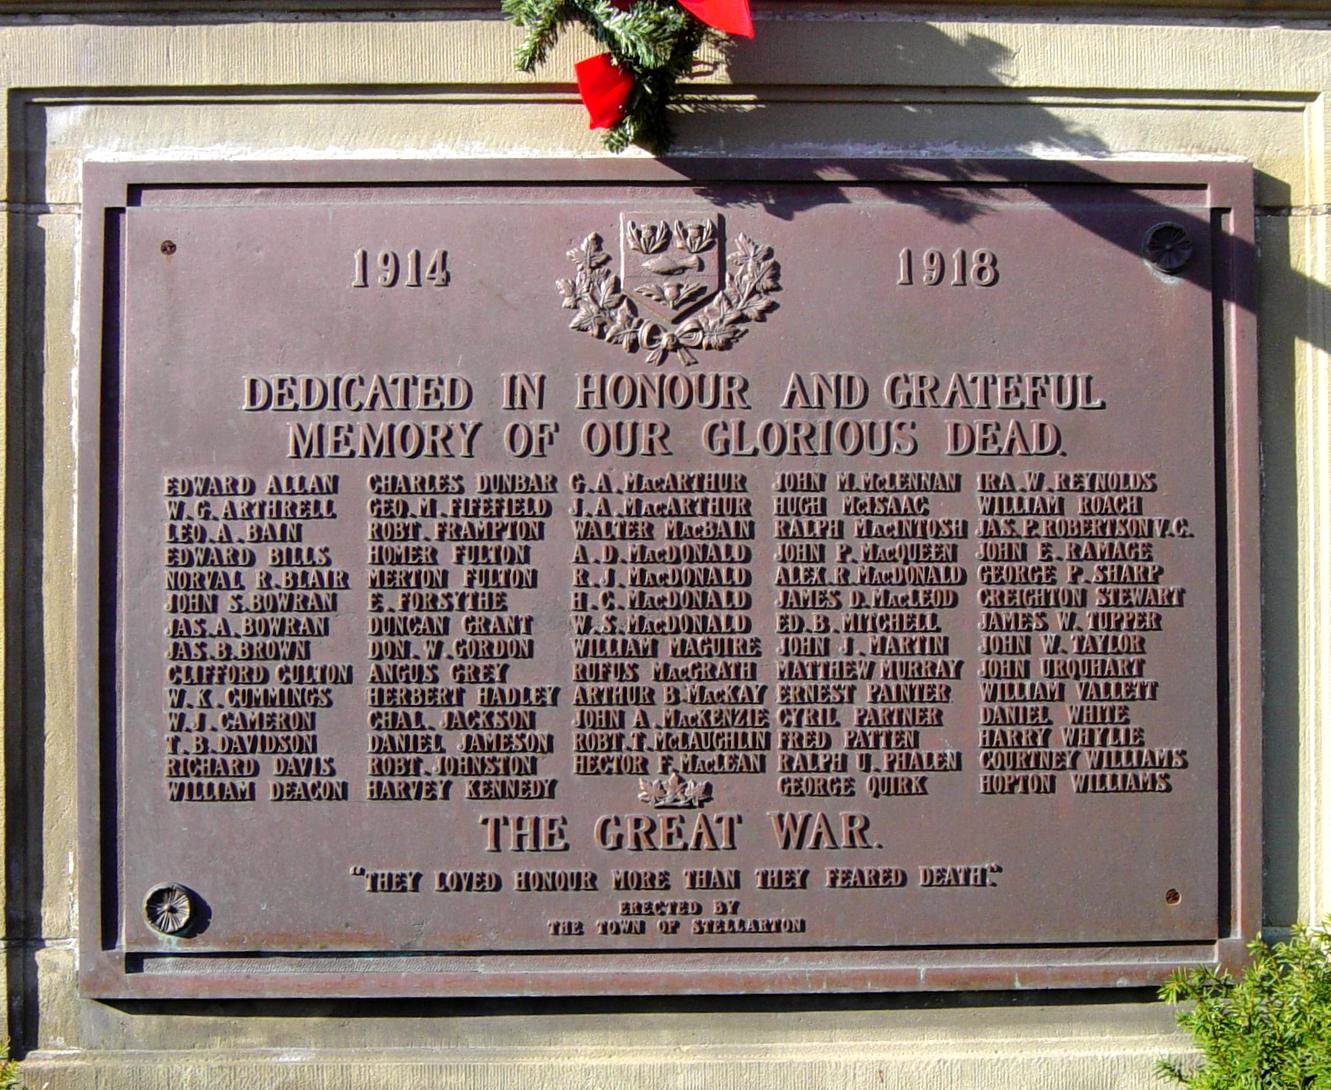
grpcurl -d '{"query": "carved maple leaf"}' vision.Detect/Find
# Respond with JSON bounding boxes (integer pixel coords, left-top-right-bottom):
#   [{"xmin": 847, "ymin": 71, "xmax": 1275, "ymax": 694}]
[
  {"xmin": 569, "ymin": 302, "xmax": 602, "ymax": 333},
  {"xmin": 637, "ymin": 772, "xmax": 713, "ymax": 808},
  {"xmin": 590, "ymin": 273, "xmax": 624, "ymax": 311},
  {"xmin": 605, "ymin": 301, "xmax": 642, "ymax": 350},
  {"xmin": 567, "ymin": 233, "xmax": 610, "ymax": 270}
]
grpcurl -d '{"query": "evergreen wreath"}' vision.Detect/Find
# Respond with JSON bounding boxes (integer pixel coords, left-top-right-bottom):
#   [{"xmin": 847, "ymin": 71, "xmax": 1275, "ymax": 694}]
[{"xmin": 501, "ymin": 0, "xmax": 752, "ymax": 152}]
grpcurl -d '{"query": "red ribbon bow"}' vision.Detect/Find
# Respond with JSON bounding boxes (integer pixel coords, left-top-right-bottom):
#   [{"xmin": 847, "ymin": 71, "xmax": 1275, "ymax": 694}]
[
  {"xmin": 676, "ymin": 0, "xmax": 752, "ymax": 38},
  {"xmin": 574, "ymin": 0, "xmax": 753, "ymax": 130},
  {"xmin": 575, "ymin": 53, "xmax": 636, "ymax": 129}
]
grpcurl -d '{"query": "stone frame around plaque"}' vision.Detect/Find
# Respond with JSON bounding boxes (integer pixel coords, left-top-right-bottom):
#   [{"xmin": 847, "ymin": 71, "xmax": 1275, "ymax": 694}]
[{"xmin": 75, "ymin": 158, "xmax": 1259, "ymax": 998}]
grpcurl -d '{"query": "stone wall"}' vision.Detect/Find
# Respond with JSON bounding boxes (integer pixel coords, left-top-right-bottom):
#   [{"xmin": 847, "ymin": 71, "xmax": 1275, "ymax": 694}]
[{"xmin": 1, "ymin": 4, "xmax": 1326, "ymax": 1086}]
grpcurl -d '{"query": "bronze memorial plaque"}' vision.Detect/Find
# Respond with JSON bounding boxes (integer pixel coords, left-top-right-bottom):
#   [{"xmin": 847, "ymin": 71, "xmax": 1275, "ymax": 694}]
[{"xmin": 77, "ymin": 160, "xmax": 1259, "ymax": 997}]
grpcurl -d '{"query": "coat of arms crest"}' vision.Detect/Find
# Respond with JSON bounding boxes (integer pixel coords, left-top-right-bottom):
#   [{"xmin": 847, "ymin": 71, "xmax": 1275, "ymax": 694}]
[{"xmin": 556, "ymin": 213, "xmax": 781, "ymax": 366}]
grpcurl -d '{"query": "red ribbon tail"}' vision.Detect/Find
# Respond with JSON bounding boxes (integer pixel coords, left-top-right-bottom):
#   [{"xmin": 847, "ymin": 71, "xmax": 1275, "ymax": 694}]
[
  {"xmin": 574, "ymin": 53, "xmax": 635, "ymax": 130},
  {"xmin": 677, "ymin": 0, "xmax": 752, "ymax": 38}
]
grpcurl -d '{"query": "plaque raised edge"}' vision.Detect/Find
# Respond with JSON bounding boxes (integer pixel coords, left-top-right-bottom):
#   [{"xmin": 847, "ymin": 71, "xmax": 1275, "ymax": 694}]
[{"xmin": 74, "ymin": 157, "xmax": 1260, "ymax": 998}]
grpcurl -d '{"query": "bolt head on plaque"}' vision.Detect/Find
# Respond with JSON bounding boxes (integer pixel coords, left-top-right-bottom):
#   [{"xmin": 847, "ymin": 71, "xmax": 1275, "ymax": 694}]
[
  {"xmin": 556, "ymin": 213, "xmax": 780, "ymax": 366},
  {"xmin": 1144, "ymin": 222, "xmax": 1192, "ymax": 273},
  {"xmin": 144, "ymin": 883, "xmax": 194, "ymax": 936}
]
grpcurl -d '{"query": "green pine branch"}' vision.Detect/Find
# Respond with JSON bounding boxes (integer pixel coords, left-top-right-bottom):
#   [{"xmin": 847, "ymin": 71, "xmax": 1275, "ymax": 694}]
[
  {"xmin": 503, "ymin": 0, "xmax": 579, "ymax": 72},
  {"xmin": 501, "ymin": 0, "xmax": 717, "ymax": 152},
  {"xmin": 575, "ymin": 0, "xmax": 690, "ymax": 69},
  {"xmin": 624, "ymin": 18, "xmax": 709, "ymax": 152}
]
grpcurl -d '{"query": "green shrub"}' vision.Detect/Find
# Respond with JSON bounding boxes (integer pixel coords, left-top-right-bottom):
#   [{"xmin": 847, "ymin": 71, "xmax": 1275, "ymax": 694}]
[
  {"xmin": 1158, "ymin": 918, "xmax": 1331, "ymax": 1089},
  {"xmin": 0, "ymin": 1041, "xmax": 18, "ymax": 1090}
]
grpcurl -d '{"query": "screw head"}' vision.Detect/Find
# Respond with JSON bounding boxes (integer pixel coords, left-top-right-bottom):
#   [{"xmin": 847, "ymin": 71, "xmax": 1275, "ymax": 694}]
[
  {"xmin": 1144, "ymin": 223, "xmax": 1192, "ymax": 274},
  {"xmin": 160, "ymin": 240, "xmax": 177, "ymax": 256},
  {"xmin": 1165, "ymin": 888, "xmax": 1182, "ymax": 906},
  {"xmin": 144, "ymin": 883, "xmax": 193, "ymax": 935}
]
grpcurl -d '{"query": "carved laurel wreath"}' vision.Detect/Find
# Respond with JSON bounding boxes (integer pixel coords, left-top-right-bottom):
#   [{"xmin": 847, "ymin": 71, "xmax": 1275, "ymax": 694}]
[{"xmin": 557, "ymin": 231, "xmax": 781, "ymax": 366}]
